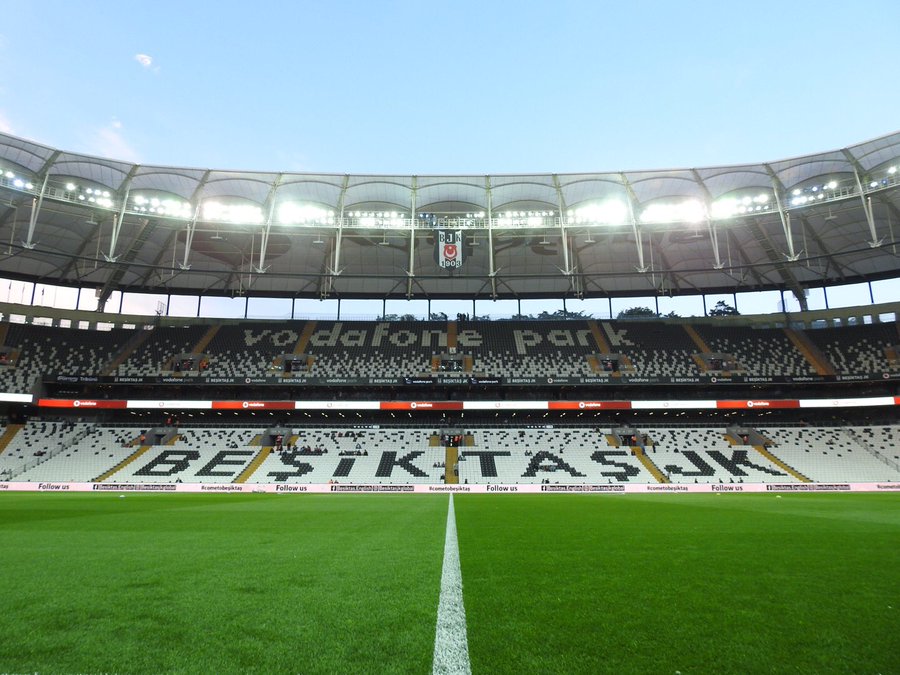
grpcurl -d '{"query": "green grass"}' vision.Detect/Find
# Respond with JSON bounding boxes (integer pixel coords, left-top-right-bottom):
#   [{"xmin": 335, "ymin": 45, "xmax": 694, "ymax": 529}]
[
  {"xmin": 455, "ymin": 493, "xmax": 900, "ymax": 674},
  {"xmin": 1, "ymin": 493, "xmax": 898, "ymax": 673},
  {"xmin": 0, "ymin": 493, "xmax": 446, "ymax": 674}
]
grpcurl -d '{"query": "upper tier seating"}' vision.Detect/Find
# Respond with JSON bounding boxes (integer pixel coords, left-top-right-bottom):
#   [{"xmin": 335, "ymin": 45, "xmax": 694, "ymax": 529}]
[
  {"xmin": 600, "ymin": 322, "xmax": 700, "ymax": 377},
  {"xmin": 201, "ymin": 323, "xmax": 306, "ymax": 378},
  {"xmin": 307, "ymin": 321, "xmax": 442, "ymax": 379},
  {"xmin": 0, "ymin": 323, "xmax": 129, "ymax": 392},
  {"xmin": 466, "ymin": 321, "xmax": 597, "ymax": 378},
  {"xmin": 692, "ymin": 325, "xmax": 814, "ymax": 376},
  {"xmin": 803, "ymin": 323, "xmax": 900, "ymax": 375},
  {"xmin": 115, "ymin": 325, "xmax": 211, "ymax": 376}
]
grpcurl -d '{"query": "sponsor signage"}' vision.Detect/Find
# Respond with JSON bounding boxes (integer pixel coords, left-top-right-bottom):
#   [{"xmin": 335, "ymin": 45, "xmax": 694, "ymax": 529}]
[
  {"xmin": 38, "ymin": 399, "xmax": 127, "ymax": 409},
  {"xmin": 32, "ymin": 396, "xmax": 900, "ymax": 411},
  {"xmin": 211, "ymin": 401, "xmax": 295, "ymax": 410},
  {"xmin": 40, "ymin": 371, "xmax": 900, "ymax": 388},
  {"xmin": 379, "ymin": 401, "xmax": 464, "ymax": 411},
  {"xmin": 716, "ymin": 399, "xmax": 801, "ymax": 409},
  {"xmin": 0, "ymin": 482, "xmax": 895, "ymax": 494},
  {"xmin": 547, "ymin": 401, "xmax": 632, "ymax": 410}
]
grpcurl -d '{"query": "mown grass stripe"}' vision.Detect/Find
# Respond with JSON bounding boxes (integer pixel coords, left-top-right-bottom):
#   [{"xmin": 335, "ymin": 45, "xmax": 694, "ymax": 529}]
[{"xmin": 432, "ymin": 494, "xmax": 471, "ymax": 675}]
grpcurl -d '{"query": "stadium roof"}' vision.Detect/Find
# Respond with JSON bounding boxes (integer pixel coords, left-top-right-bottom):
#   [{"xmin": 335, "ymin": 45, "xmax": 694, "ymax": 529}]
[{"xmin": 1, "ymin": 130, "xmax": 899, "ymax": 306}]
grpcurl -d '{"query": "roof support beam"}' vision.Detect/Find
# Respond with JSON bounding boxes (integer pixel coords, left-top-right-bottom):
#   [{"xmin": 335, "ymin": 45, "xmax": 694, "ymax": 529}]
[
  {"xmin": 486, "ymin": 177, "xmax": 498, "ymax": 298},
  {"xmin": 723, "ymin": 229, "xmax": 767, "ymax": 288},
  {"xmin": 106, "ymin": 164, "xmax": 141, "ymax": 262},
  {"xmin": 796, "ymin": 214, "xmax": 853, "ymax": 282},
  {"xmin": 23, "ymin": 150, "xmax": 61, "ymax": 250},
  {"xmin": 619, "ymin": 174, "xmax": 648, "ymax": 272},
  {"xmin": 179, "ymin": 208, "xmax": 201, "ymax": 270},
  {"xmin": 405, "ymin": 176, "xmax": 416, "ymax": 299},
  {"xmin": 764, "ymin": 163, "xmax": 800, "ymax": 261},
  {"xmin": 254, "ymin": 173, "xmax": 284, "ymax": 273},
  {"xmin": 746, "ymin": 218, "xmax": 808, "ymax": 311},
  {"xmin": 841, "ymin": 148, "xmax": 883, "ymax": 247},
  {"xmin": 690, "ymin": 169, "xmax": 724, "ymax": 269}
]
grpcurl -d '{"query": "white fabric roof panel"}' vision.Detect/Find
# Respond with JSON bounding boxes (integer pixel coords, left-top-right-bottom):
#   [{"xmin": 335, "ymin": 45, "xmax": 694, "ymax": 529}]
[{"xmin": 0, "ymin": 130, "xmax": 898, "ymax": 302}]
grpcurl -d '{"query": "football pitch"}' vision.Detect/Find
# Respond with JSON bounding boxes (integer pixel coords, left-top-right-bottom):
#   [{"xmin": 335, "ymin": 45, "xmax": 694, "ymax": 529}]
[{"xmin": 0, "ymin": 492, "xmax": 897, "ymax": 673}]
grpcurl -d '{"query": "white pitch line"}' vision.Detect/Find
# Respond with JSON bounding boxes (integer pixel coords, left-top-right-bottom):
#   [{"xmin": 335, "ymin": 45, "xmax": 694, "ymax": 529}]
[{"xmin": 432, "ymin": 493, "xmax": 472, "ymax": 675}]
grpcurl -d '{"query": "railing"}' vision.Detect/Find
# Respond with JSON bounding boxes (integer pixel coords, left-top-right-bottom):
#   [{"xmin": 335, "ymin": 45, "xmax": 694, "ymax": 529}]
[
  {"xmin": 843, "ymin": 428, "xmax": 900, "ymax": 473},
  {"xmin": 6, "ymin": 423, "xmax": 97, "ymax": 480}
]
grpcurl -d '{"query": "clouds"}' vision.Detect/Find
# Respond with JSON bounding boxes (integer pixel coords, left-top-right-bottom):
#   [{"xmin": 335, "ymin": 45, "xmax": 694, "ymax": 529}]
[
  {"xmin": 87, "ymin": 117, "xmax": 141, "ymax": 163},
  {"xmin": 134, "ymin": 53, "xmax": 160, "ymax": 75}
]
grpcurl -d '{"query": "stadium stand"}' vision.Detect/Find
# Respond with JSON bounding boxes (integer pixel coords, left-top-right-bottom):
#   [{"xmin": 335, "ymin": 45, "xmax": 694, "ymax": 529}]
[
  {"xmin": 644, "ymin": 428, "xmax": 793, "ymax": 483},
  {"xmin": 804, "ymin": 323, "xmax": 900, "ymax": 375},
  {"xmin": 115, "ymin": 325, "xmax": 211, "ymax": 376},
  {"xmin": 12, "ymin": 423, "xmax": 135, "ymax": 482},
  {"xmin": 249, "ymin": 427, "xmax": 444, "ymax": 484},
  {"xmin": 466, "ymin": 321, "xmax": 597, "ymax": 378},
  {"xmin": 599, "ymin": 322, "xmax": 700, "ymax": 377},
  {"xmin": 0, "ymin": 323, "xmax": 130, "ymax": 393},
  {"xmin": 305, "ymin": 321, "xmax": 444, "ymax": 378},
  {"xmin": 201, "ymin": 324, "xmax": 306, "ymax": 378},
  {"xmin": 756, "ymin": 426, "xmax": 900, "ymax": 483},
  {"xmin": 691, "ymin": 324, "xmax": 816, "ymax": 376},
  {"xmin": 9, "ymin": 422, "xmax": 897, "ymax": 485}
]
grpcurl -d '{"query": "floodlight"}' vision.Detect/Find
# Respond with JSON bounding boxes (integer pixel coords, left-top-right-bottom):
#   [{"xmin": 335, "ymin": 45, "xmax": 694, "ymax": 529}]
[
  {"xmin": 826, "ymin": 181, "xmax": 837, "ymax": 189},
  {"xmin": 66, "ymin": 183, "xmax": 76, "ymax": 191},
  {"xmin": 572, "ymin": 200, "xmax": 627, "ymax": 225},
  {"xmin": 889, "ymin": 166, "xmax": 897, "ymax": 175},
  {"xmin": 3, "ymin": 171, "xmax": 13, "ymax": 179},
  {"xmin": 13, "ymin": 179, "xmax": 23, "ymax": 188}
]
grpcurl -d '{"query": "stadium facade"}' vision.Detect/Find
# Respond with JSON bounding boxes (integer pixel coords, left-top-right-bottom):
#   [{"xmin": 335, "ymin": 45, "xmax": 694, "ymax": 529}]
[{"xmin": 0, "ymin": 131, "xmax": 897, "ymax": 491}]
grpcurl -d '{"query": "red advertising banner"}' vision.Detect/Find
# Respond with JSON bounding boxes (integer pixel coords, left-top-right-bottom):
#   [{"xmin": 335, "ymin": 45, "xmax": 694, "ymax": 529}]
[
  {"xmin": 379, "ymin": 401, "xmax": 465, "ymax": 411},
  {"xmin": 547, "ymin": 401, "xmax": 632, "ymax": 410},
  {"xmin": 38, "ymin": 399, "xmax": 128, "ymax": 409},
  {"xmin": 716, "ymin": 399, "xmax": 801, "ymax": 409},
  {"xmin": 211, "ymin": 401, "xmax": 295, "ymax": 410}
]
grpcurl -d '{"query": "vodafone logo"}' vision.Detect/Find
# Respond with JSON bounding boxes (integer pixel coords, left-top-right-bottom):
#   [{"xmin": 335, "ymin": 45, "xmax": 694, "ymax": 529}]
[
  {"xmin": 410, "ymin": 402, "xmax": 417, "ymax": 409},
  {"xmin": 73, "ymin": 400, "xmax": 80, "ymax": 407},
  {"xmin": 747, "ymin": 401, "xmax": 769, "ymax": 408},
  {"xmin": 578, "ymin": 401, "xmax": 585, "ymax": 409},
  {"xmin": 242, "ymin": 401, "xmax": 249, "ymax": 409}
]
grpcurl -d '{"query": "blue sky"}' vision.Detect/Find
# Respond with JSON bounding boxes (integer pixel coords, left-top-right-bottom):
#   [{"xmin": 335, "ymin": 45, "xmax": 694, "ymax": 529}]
[
  {"xmin": 1, "ymin": 1, "xmax": 898, "ymax": 319},
  {"xmin": 2, "ymin": 1, "xmax": 899, "ymax": 175}
]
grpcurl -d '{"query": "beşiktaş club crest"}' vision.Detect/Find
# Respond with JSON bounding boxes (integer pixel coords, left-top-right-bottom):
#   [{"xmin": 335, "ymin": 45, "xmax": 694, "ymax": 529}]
[{"xmin": 437, "ymin": 230, "xmax": 464, "ymax": 269}]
